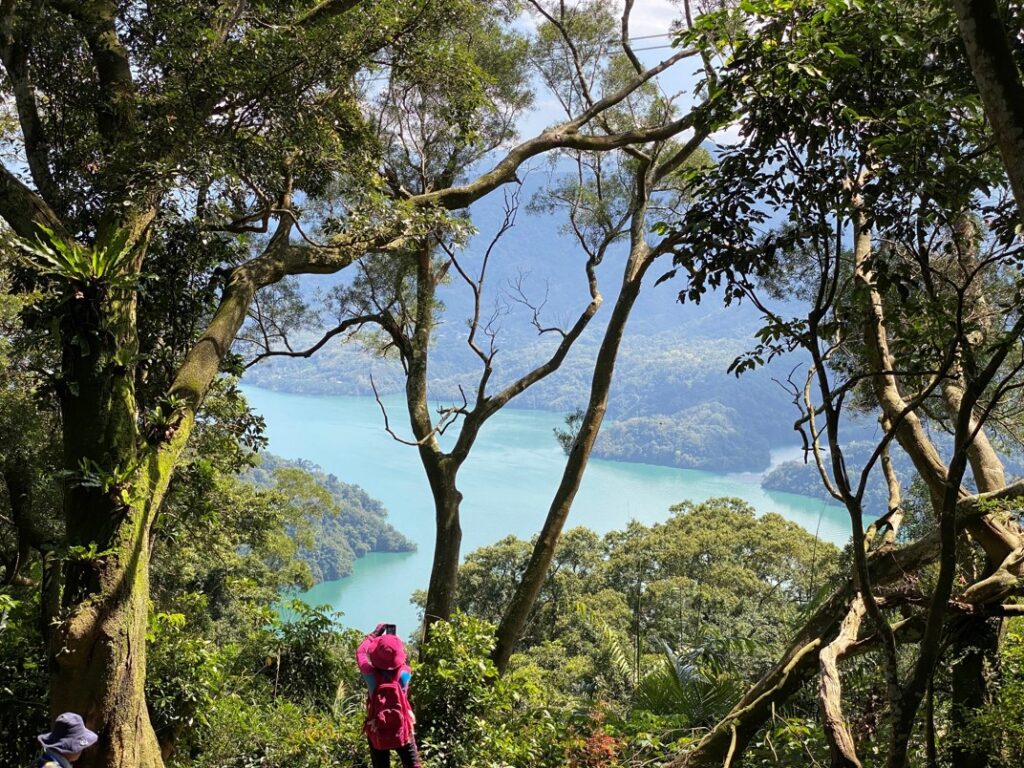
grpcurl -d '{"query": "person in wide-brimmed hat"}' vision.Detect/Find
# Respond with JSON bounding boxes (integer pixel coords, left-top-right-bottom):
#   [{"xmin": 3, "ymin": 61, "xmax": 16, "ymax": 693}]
[
  {"xmin": 36, "ymin": 712, "xmax": 98, "ymax": 767},
  {"xmin": 356, "ymin": 623, "xmax": 420, "ymax": 768}
]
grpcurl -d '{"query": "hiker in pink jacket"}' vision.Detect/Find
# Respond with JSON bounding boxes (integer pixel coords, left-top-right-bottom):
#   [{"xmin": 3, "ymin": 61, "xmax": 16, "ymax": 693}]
[{"xmin": 357, "ymin": 623, "xmax": 421, "ymax": 768}]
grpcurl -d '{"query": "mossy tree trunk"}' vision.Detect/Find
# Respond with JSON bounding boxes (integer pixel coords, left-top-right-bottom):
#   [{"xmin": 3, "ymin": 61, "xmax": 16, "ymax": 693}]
[{"xmin": 48, "ymin": 233, "xmax": 166, "ymax": 768}]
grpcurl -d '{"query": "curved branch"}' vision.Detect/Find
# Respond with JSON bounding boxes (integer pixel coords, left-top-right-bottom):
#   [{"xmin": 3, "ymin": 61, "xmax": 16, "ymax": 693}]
[
  {"xmin": 0, "ymin": 163, "xmax": 70, "ymax": 240},
  {"xmin": 244, "ymin": 313, "xmax": 382, "ymax": 369},
  {"xmin": 416, "ymin": 66, "xmax": 705, "ymax": 211}
]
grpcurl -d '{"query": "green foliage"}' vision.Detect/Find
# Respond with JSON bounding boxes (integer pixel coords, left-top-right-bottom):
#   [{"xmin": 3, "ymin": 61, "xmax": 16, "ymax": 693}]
[
  {"xmin": 415, "ymin": 613, "xmax": 561, "ymax": 768},
  {"xmin": 554, "ymin": 407, "xmax": 585, "ymax": 455},
  {"xmin": 953, "ymin": 617, "xmax": 1024, "ymax": 766},
  {"xmin": 16, "ymin": 225, "xmax": 135, "ymax": 286},
  {"xmin": 147, "ymin": 611, "xmax": 224, "ymax": 750},
  {"xmin": 415, "ymin": 613, "xmax": 508, "ymax": 765},
  {"xmin": 176, "ymin": 695, "xmax": 365, "ymax": 768},
  {"xmin": 147, "ymin": 595, "xmax": 368, "ymax": 767},
  {"xmin": 265, "ymin": 602, "xmax": 351, "ymax": 710},
  {"xmin": 245, "ymin": 453, "xmax": 415, "ymax": 582},
  {"xmin": 595, "ymin": 402, "xmax": 771, "ymax": 472},
  {"xmin": 633, "ymin": 637, "xmax": 746, "ymax": 727},
  {"xmin": 743, "ymin": 714, "xmax": 831, "ymax": 766},
  {"xmin": 0, "ymin": 591, "xmax": 48, "ymax": 767},
  {"xmin": 446, "ymin": 498, "xmax": 840, "ymax": 712}
]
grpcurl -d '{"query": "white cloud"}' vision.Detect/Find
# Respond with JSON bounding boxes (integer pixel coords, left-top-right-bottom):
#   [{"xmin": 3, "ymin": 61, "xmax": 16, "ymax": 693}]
[
  {"xmin": 625, "ymin": 0, "xmax": 684, "ymax": 37},
  {"xmin": 514, "ymin": 0, "xmax": 684, "ymax": 38}
]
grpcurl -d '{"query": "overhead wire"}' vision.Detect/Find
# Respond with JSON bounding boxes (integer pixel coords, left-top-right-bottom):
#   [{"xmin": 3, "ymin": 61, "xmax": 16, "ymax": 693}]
[{"xmin": 356, "ymin": 32, "xmax": 682, "ymax": 84}]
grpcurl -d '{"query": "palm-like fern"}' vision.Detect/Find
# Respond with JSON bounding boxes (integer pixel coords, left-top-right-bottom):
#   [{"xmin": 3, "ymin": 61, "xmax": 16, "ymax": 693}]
[
  {"xmin": 633, "ymin": 633, "xmax": 753, "ymax": 728},
  {"xmin": 16, "ymin": 225, "xmax": 135, "ymax": 286}
]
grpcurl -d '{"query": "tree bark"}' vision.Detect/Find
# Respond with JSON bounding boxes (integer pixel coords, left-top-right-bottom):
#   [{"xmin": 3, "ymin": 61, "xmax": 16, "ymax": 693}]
[
  {"xmin": 48, "ymin": 243, "xmax": 168, "ymax": 768},
  {"xmin": 405, "ymin": 242, "xmax": 465, "ymax": 636},
  {"xmin": 52, "ymin": 493, "xmax": 165, "ymax": 768},
  {"xmin": 943, "ymin": 379, "xmax": 1005, "ymax": 768},
  {"xmin": 819, "ymin": 597, "xmax": 866, "ymax": 768},
  {"xmin": 950, "ymin": 616, "xmax": 999, "ymax": 768},
  {"xmin": 952, "ymin": 0, "xmax": 1024, "ymax": 218},
  {"xmin": 421, "ymin": 460, "xmax": 462, "ymax": 632},
  {"xmin": 2, "ymin": 461, "xmax": 40, "ymax": 586}
]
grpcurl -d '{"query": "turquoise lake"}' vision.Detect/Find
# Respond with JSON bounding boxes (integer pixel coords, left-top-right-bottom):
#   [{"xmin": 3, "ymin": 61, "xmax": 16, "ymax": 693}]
[{"xmin": 242, "ymin": 385, "xmax": 852, "ymax": 635}]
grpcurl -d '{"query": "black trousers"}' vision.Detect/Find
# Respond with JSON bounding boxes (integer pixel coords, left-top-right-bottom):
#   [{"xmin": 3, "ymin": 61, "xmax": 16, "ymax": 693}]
[{"xmin": 369, "ymin": 738, "xmax": 421, "ymax": 768}]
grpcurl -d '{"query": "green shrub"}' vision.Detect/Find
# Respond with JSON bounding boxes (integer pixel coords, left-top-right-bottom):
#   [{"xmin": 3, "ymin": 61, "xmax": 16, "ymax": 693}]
[
  {"xmin": 415, "ymin": 613, "xmax": 563, "ymax": 768},
  {"xmin": 147, "ymin": 610, "xmax": 224, "ymax": 755},
  {"xmin": 0, "ymin": 592, "xmax": 48, "ymax": 767},
  {"xmin": 265, "ymin": 602, "xmax": 354, "ymax": 709},
  {"xmin": 174, "ymin": 695, "xmax": 366, "ymax": 768}
]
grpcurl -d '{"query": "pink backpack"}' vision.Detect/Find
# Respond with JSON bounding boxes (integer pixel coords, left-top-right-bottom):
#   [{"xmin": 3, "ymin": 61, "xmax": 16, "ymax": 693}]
[{"xmin": 364, "ymin": 669, "xmax": 414, "ymax": 750}]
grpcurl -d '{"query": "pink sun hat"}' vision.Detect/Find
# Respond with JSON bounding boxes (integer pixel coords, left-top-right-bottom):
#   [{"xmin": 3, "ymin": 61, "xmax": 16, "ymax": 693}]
[{"xmin": 369, "ymin": 634, "xmax": 407, "ymax": 670}]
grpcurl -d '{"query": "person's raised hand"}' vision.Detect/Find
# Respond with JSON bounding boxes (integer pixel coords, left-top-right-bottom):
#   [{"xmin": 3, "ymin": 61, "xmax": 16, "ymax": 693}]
[{"xmin": 371, "ymin": 623, "xmax": 387, "ymax": 637}]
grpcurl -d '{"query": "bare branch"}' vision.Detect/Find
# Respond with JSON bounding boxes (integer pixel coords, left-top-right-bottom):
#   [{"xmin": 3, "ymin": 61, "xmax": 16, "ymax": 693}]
[
  {"xmin": 416, "ymin": 56, "xmax": 705, "ymax": 211},
  {"xmin": 508, "ymin": 275, "xmax": 566, "ymax": 338},
  {"xmin": 244, "ymin": 313, "xmax": 382, "ymax": 369},
  {"xmin": 370, "ymin": 374, "xmax": 466, "ymax": 447},
  {"xmin": 621, "ymin": 1, "xmax": 644, "ymax": 74}
]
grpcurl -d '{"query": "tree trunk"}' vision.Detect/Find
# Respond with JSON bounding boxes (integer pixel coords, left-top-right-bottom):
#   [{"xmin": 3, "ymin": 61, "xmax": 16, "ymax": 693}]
[
  {"xmin": 52, "ymin": 502, "xmax": 163, "ymax": 768},
  {"xmin": 953, "ymin": 0, "xmax": 1024, "ymax": 218},
  {"xmin": 819, "ymin": 597, "xmax": 866, "ymax": 768},
  {"xmin": 421, "ymin": 459, "xmax": 463, "ymax": 634},
  {"xmin": 402, "ymin": 241, "xmax": 469, "ymax": 638},
  {"xmin": 950, "ymin": 616, "xmax": 999, "ymax": 768},
  {"xmin": 2, "ymin": 461, "xmax": 39, "ymax": 586},
  {"xmin": 48, "ymin": 265, "xmax": 167, "ymax": 768},
  {"xmin": 943, "ymin": 378, "xmax": 1005, "ymax": 768},
  {"xmin": 491, "ymin": 247, "xmax": 649, "ymax": 672}
]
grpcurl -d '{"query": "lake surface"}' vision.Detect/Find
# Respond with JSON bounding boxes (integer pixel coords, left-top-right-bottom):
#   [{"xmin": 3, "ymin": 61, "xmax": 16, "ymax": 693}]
[{"xmin": 243, "ymin": 385, "xmax": 851, "ymax": 634}]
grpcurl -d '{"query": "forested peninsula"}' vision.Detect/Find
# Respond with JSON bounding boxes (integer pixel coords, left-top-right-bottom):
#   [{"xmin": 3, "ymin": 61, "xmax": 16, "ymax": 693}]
[{"xmin": 245, "ymin": 453, "xmax": 414, "ymax": 583}]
